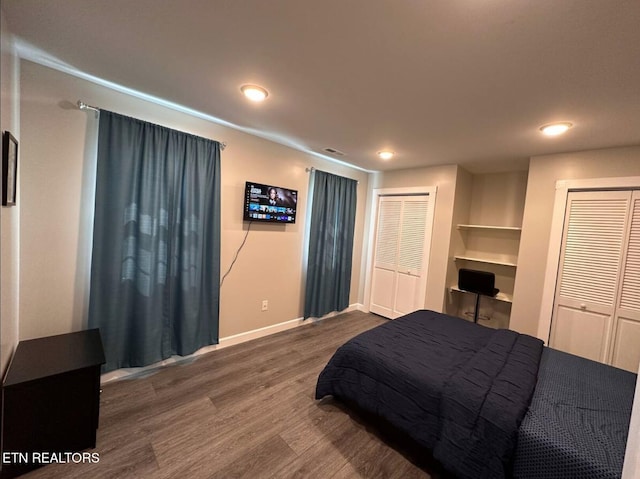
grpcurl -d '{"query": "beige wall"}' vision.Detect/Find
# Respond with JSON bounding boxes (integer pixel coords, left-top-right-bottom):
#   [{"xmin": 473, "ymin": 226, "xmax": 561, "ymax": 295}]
[
  {"xmin": 511, "ymin": 145, "xmax": 640, "ymax": 337},
  {"xmin": 0, "ymin": 9, "xmax": 20, "ymax": 374},
  {"xmin": 372, "ymin": 164, "xmax": 459, "ymax": 312},
  {"xmin": 468, "ymin": 171, "xmax": 527, "ymax": 227},
  {"xmin": 19, "ymin": 60, "xmax": 370, "ymax": 341}
]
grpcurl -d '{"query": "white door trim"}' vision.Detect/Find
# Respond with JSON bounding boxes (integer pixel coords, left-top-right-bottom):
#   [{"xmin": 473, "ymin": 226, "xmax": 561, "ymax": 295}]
[
  {"xmin": 538, "ymin": 176, "xmax": 640, "ymax": 342},
  {"xmin": 363, "ymin": 186, "xmax": 437, "ymax": 314}
]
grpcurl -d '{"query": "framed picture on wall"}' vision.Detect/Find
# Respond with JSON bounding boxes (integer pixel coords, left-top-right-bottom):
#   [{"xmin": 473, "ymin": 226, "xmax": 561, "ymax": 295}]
[{"xmin": 2, "ymin": 131, "xmax": 18, "ymax": 206}]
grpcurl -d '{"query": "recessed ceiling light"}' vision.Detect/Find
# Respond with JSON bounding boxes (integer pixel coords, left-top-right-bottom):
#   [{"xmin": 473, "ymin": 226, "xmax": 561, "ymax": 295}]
[
  {"xmin": 539, "ymin": 122, "xmax": 573, "ymax": 136},
  {"xmin": 240, "ymin": 84, "xmax": 269, "ymax": 102},
  {"xmin": 377, "ymin": 150, "xmax": 395, "ymax": 160}
]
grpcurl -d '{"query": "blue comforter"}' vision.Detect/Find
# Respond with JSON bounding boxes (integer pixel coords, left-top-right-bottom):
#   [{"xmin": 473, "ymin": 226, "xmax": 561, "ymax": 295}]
[
  {"xmin": 513, "ymin": 348, "xmax": 636, "ymax": 479},
  {"xmin": 315, "ymin": 310, "xmax": 544, "ymax": 479}
]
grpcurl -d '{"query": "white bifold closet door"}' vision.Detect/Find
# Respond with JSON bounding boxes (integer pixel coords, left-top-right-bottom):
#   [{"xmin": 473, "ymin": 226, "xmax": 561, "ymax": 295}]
[
  {"xmin": 550, "ymin": 190, "xmax": 640, "ymax": 372},
  {"xmin": 612, "ymin": 191, "xmax": 640, "ymax": 371},
  {"xmin": 369, "ymin": 195, "xmax": 434, "ymax": 319}
]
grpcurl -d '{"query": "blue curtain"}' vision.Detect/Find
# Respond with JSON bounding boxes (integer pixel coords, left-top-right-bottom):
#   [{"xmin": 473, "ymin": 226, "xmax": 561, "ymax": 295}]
[
  {"xmin": 304, "ymin": 170, "xmax": 357, "ymax": 319},
  {"xmin": 89, "ymin": 110, "xmax": 221, "ymax": 372}
]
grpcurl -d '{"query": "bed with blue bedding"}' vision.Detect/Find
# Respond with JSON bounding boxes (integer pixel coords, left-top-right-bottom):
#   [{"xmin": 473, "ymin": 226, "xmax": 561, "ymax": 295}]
[{"xmin": 315, "ymin": 309, "xmax": 637, "ymax": 479}]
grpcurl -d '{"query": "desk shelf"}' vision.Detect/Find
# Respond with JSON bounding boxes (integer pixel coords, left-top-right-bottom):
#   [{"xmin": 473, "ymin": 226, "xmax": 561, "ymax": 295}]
[
  {"xmin": 457, "ymin": 224, "xmax": 522, "ymax": 232},
  {"xmin": 450, "ymin": 286, "xmax": 513, "ymax": 303},
  {"xmin": 454, "ymin": 255, "xmax": 517, "ymax": 268}
]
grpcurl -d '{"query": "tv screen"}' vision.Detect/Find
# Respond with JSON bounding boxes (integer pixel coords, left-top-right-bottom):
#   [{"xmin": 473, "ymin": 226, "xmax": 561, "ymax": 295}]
[{"xmin": 243, "ymin": 181, "xmax": 298, "ymax": 223}]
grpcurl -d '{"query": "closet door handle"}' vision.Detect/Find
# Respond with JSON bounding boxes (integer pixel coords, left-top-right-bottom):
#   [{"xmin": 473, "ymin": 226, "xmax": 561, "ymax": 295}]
[{"xmin": 580, "ymin": 303, "xmax": 587, "ymax": 310}]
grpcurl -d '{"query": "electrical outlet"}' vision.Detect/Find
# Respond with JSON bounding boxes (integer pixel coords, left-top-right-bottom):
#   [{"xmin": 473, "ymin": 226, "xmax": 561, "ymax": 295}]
[{"xmin": 261, "ymin": 300, "xmax": 268, "ymax": 311}]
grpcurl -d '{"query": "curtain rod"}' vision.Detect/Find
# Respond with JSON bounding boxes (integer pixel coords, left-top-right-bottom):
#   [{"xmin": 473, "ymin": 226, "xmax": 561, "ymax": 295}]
[
  {"xmin": 76, "ymin": 100, "xmax": 227, "ymax": 150},
  {"xmin": 77, "ymin": 100, "xmax": 100, "ymax": 113}
]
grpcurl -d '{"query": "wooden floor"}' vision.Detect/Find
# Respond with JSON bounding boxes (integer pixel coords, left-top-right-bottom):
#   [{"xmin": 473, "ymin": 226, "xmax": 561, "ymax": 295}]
[{"xmin": 24, "ymin": 311, "xmax": 452, "ymax": 479}]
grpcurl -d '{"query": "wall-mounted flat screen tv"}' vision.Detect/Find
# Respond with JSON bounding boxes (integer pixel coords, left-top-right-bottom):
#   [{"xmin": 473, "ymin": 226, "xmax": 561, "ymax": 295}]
[{"xmin": 243, "ymin": 181, "xmax": 298, "ymax": 223}]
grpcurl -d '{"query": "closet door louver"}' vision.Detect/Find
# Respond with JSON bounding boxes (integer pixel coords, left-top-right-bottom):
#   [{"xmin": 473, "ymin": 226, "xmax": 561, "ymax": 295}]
[
  {"xmin": 618, "ymin": 193, "xmax": 640, "ymax": 312},
  {"xmin": 374, "ymin": 198, "xmax": 402, "ymax": 271},
  {"xmin": 558, "ymin": 195, "xmax": 629, "ymax": 307},
  {"xmin": 397, "ymin": 198, "xmax": 430, "ymax": 275}
]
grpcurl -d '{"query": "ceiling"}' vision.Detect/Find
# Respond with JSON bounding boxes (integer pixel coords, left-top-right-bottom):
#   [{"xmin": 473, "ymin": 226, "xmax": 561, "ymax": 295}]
[{"xmin": 3, "ymin": 0, "xmax": 640, "ymax": 172}]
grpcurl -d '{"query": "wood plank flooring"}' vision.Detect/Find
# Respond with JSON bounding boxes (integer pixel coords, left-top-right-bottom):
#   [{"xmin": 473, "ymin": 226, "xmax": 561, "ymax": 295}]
[{"xmin": 22, "ymin": 311, "xmax": 452, "ymax": 478}]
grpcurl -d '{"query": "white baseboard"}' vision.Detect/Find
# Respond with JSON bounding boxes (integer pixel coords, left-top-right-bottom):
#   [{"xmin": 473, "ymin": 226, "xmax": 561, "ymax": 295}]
[{"xmin": 100, "ymin": 303, "xmax": 363, "ymax": 384}]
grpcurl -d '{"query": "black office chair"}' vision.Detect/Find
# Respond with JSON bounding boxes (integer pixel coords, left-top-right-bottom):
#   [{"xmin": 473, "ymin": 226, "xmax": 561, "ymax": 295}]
[{"xmin": 458, "ymin": 269, "xmax": 499, "ymax": 323}]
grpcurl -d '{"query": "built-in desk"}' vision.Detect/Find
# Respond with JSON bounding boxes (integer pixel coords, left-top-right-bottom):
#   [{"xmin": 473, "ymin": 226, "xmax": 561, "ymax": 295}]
[{"xmin": 1, "ymin": 329, "xmax": 105, "ymax": 478}]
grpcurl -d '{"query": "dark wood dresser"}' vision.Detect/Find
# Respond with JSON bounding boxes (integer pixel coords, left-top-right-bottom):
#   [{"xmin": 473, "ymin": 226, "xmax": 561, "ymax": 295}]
[{"xmin": 1, "ymin": 329, "xmax": 105, "ymax": 478}]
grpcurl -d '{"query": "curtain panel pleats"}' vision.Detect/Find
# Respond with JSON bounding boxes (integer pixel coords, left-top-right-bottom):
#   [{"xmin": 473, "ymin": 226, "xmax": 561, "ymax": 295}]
[
  {"xmin": 89, "ymin": 110, "xmax": 221, "ymax": 372},
  {"xmin": 304, "ymin": 170, "xmax": 357, "ymax": 319}
]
